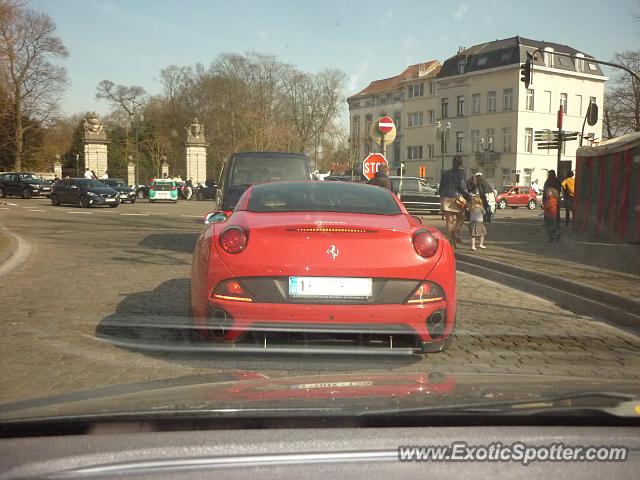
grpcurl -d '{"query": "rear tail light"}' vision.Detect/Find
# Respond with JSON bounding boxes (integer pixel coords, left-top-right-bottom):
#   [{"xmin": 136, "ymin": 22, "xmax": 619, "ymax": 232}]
[
  {"xmin": 212, "ymin": 279, "xmax": 253, "ymax": 302},
  {"xmin": 405, "ymin": 281, "xmax": 445, "ymax": 304},
  {"xmin": 413, "ymin": 230, "xmax": 439, "ymax": 257},
  {"xmin": 219, "ymin": 226, "xmax": 248, "ymax": 253},
  {"xmin": 171, "ymin": 186, "xmax": 177, "ymax": 190}
]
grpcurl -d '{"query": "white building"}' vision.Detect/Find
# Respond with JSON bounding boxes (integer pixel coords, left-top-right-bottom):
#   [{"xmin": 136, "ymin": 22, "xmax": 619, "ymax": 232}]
[
  {"xmin": 348, "ymin": 37, "xmax": 607, "ymax": 187},
  {"xmin": 347, "ymin": 61, "xmax": 440, "ymax": 177}
]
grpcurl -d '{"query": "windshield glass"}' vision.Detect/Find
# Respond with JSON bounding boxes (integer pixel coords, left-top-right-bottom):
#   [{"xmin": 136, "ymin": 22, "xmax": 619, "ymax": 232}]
[
  {"xmin": 0, "ymin": 0, "xmax": 639, "ymax": 437},
  {"xmin": 230, "ymin": 155, "xmax": 309, "ymax": 186},
  {"xmin": 246, "ymin": 182, "xmax": 401, "ymax": 215},
  {"xmin": 77, "ymin": 179, "xmax": 106, "ymax": 188},
  {"xmin": 19, "ymin": 173, "xmax": 42, "ymax": 181}
]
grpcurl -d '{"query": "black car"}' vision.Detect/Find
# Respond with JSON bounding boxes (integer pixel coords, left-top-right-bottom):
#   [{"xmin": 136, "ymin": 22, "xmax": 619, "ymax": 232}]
[
  {"xmin": 50, "ymin": 178, "xmax": 120, "ymax": 208},
  {"xmin": 215, "ymin": 152, "xmax": 313, "ymax": 214},
  {"xmin": 0, "ymin": 172, "xmax": 53, "ymax": 198},
  {"xmin": 390, "ymin": 176, "xmax": 441, "ymax": 215},
  {"xmin": 100, "ymin": 179, "xmax": 136, "ymax": 204},
  {"xmin": 195, "ymin": 179, "xmax": 218, "ymax": 200},
  {"xmin": 135, "ymin": 184, "xmax": 149, "ymax": 199}
]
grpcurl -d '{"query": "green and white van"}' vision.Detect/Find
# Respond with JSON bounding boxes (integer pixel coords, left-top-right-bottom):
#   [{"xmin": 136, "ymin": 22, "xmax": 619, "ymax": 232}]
[{"xmin": 148, "ymin": 179, "xmax": 179, "ymax": 203}]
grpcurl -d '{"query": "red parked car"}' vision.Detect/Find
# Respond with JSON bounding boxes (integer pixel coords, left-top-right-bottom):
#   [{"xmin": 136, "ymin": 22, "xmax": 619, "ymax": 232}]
[
  {"xmin": 495, "ymin": 185, "xmax": 539, "ymax": 210},
  {"xmin": 190, "ymin": 181, "xmax": 456, "ymax": 354}
]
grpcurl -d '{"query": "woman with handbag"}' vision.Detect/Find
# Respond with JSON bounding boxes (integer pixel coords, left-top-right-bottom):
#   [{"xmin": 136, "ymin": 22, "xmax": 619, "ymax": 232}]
[{"xmin": 438, "ymin": 155, "xmax": 473, "ymax": 248}]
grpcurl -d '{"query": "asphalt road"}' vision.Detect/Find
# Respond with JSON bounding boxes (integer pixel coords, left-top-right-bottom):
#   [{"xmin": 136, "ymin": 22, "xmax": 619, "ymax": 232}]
[{"xmin": 1, "ymin": 197, "xmax": 639, "ymax": 404}]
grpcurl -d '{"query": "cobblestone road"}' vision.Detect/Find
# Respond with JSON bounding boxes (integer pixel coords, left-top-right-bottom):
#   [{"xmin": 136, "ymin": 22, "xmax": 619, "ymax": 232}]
[{"xmin": 1, "ymin": 198, "xmax": 639, "ymax": 404}]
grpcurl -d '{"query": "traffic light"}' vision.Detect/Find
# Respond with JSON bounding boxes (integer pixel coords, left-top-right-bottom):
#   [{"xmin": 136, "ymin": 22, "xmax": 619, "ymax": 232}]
[{"xmin": 520, "ymin": 58, "xmax": 532, "ymax": 88}]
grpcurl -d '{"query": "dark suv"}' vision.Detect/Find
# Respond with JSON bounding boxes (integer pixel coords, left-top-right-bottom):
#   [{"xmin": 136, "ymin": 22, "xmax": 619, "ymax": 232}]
[
  {"xmin": 51, "ymin": 178, "xmax": 120, "ymax": 208},
  {"xmin": 215, "ymin": 152, "xmax": 313, "ymax": 214},
  {"xmin": 0, "ymin": 172, "xmax": 52, "ymax": 198}
]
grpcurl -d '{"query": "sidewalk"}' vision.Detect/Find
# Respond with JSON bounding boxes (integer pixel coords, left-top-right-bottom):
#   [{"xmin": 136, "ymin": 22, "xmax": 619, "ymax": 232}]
[{"xmin": 422, "ymin": 211, "xmax": 640, "ymax": 326}]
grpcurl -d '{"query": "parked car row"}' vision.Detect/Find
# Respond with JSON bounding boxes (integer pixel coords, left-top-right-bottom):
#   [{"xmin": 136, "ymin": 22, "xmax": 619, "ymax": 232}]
[{"xmin": 0, "ymin": 172, "xmax": 53, "ymax": 199}]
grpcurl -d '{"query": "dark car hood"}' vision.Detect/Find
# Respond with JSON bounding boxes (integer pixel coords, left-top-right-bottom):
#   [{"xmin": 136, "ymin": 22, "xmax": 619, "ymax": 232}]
[
  {"xmin": 109, "ymin": 186, "xmax": 134, "ymax": 193},
  {"xmin": 0, "ymin": 371, "xmax": 637, "ymax": 422}
]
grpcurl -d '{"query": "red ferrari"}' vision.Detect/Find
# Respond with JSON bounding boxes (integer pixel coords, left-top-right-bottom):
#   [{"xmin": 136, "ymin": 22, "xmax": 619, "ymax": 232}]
[{"xmin": 190, "ymin": 181, "xmax": 456, "ymax": 354}]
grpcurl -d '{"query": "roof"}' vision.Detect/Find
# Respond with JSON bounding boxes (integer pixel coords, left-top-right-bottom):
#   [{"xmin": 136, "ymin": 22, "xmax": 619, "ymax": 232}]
[
  {"xmin": 438, "ymin": 36, "xmax": 604, "ymax": 78},
  {"xmin": 577, "ymin": 131, "xmax": 640, "ymax": 157},
  {"xmin": 348, "ymin": 61, "xmax": 440, "ymax": 100}
]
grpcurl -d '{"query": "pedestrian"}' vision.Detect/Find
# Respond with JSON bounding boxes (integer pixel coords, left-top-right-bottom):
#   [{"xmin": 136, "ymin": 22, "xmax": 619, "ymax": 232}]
[
  {"xmin": 367, "ymin": 164, "xmax": 397, "ymax": 194},
  {"xmin": 91, "ymin": 170, "xmax": 98, "ymax": 179},
  {"xmin": 543, "ymin": 187, "xmax": 561, "ymax": 242},
  {"xmin": 100, "ymin": 171, "xmax": 109, "ymax": 180},
  {"xmin": 475, "ymin": 172, "xmax": 493, "ymax": 222},
  {"xmin": 469, "ymin": 195, "xmax": 487, "ymax": 251},
  {"xmin": 84, "ymin": 168, "xmax": 93, "ymax": 179},
  {"xmin": 543, "ymin": 169, "xmax": 562, "ymax": 224},
  {"xmin": 439, "ymin": 155, "xmax": 472, "ymax": 248},
  {"xmin": 185, "ymin": 177, "xmax": 194, "ymax": 200},
  {"xmin": 561, "ymin": 170, "xmax": 575, "ymax": 226},
  {"xmin": 531, "ymin": 179, "xmax": 541, "ymax": 195}
]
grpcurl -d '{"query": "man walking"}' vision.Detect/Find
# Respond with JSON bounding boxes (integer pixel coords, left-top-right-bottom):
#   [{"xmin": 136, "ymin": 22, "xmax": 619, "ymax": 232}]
[
  {"xmin": 561, "ymin": 170, "xmax": 575, "ymax": 226},
  {"xmin": 185, "ymin": 177, "xmax": 194, "ymax": 200},
  {"xmin": 84, "ymin": 168, "xmax": 93, "ymax": 179}
]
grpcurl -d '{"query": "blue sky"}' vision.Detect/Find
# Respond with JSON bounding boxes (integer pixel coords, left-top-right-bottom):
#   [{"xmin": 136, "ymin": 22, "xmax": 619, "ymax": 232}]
[{"xmin": 31, "ymin": 0, "xmax": 640, "ymax": 116}]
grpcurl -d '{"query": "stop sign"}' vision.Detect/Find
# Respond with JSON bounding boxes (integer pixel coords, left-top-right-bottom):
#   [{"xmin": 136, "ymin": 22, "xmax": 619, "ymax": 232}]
[
  {"xmin": 362, "ymin": 153, "xmax": 388, "ymax": 181},
  {"xmin": 378, "ymin": 116, "xmax": 394, "ymax": 134}
]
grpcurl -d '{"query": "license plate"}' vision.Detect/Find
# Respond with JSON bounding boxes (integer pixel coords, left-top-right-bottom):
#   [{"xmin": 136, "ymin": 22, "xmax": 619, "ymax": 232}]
[{"xmin": 288, "ymin": 277, "xmax": 372, "ymax": 298}]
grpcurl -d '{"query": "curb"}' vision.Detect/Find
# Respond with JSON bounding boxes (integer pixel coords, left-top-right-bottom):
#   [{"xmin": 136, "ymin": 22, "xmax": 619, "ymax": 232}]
[
  {"xmin": 0, "ymin": 225, "xmax": 32, "ymax": 279},
  {"xmin": 456, "ymin": 252, "xmax": 640, "ymax": 329}
]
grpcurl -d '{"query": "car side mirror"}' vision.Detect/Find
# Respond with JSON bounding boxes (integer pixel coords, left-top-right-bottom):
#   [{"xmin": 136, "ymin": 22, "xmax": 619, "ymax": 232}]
[
  {"xmin": 204, "ymin": 211, "xmax": 228, "ymax": 224},
  {"xmin": 411, "ymin": 215, "xmax": 423, "ymax": 224},
  {"xmin": 70, "ymin": 185, "xmax": 78, "ymax": 190}
]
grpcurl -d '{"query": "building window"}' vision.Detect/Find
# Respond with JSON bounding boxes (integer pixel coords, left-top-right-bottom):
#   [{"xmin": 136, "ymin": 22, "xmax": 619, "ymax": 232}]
[
  {"xmin": 441, "ymin": 97, "xmax": 449, "ymax": 118},
  {"xmin": 352, "ymin": 115, "xmax": 360, "ymax": 137},
  {"xmin": 485, "ymin": 167, "xmax": 495, "ymax": 179},
  {"xmin": 472, "ymin": 93, "xmax": 480, "ymax": 114},
  {"xmin": 560, "ymin": 93, "xmax": 568, "ymax": 114},
  {"xmin": 394, "ymin": 110, "xmax": 401, "ymax": 131},
  {"xmin": 502, "ymin": 168, "xmax": 511, "ymax": 186},
  {"xmin": 456, "ymin": 131, "xmax": 464, "ymax": 153},
  {"xmin": 487, "ymin": 91, "xmax": 496, "ymax": 112},
  {"xmin": 427, "ymin": 144, "xmax": 435, "ymax": 159},
  {"xmin": 457, "ymin": 95, "xmax": 464, "ymax": 116},
  {"xmin": 407, "ymin": 112, "xmax": 423, "ymax": 127},
  {"xmin": 457, "ymin": 60, "xmax": 465, "ymax": 74},
  {"xmin": 502, "ymin": 127, "xmax": 512, "ymax": 153},
  {"xmin": 575, "ymin": 95, "xmax": 582, "ymax": 117},
  {"xmin": 471, "ymin": 130, "xmax": 480, "ymax": 152},
  {"xmin": 393, "ymin": 142, "xmax": 401, "ymax": 165},
  {"xmin": 407, "ymin": 146, "xmax": 423, "ymax": 160},
  {"xmin": 544, "ymin": 90, "xmax": 552, "ymax": 113},
  {"xmin": 364, "ymin": 142, "xmax": 371, "ymax": 155},
  {"xmin": 503, "ymin": 88, "xmax": 513, "ymax": 111},
  {"xmin": 486, "ymin": 128, "xmax": 495, "ymax": 144},
  {"xmin": 428, "ymin": 110, "xmax": 435, "ymax": 125},
  {"xmin": 419, "ymin": 165, "xmax": 427, "ymax": 177},
  {"xmin": 524, "ymin": 128, "xmax": 533, "ymax": 153},
  {"xmin": 525, "ymin": 89, "xmax": 534, "ymax": 111},
  {"xmin": 408, "ymin": 83, "xmax": 424, "ymax": 98},
  {"xmin": 429, "ymin": 81, "xmax": 436, "ymax": 95},
  {"xmin": 365, "ymin": 114, "xmax": 372, "ymax": 134}
]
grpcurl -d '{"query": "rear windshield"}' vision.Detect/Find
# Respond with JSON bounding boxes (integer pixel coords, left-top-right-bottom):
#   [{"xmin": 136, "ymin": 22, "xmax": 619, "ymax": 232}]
[
  {"xmin": 152, "ymin": 182, "xmax": 174, "ymax": 191},
  {"xmin": 230, "ymin": 155, "xmax": 309, "ymax": 186},
  {"xmin": 245, "ymin": 182, "xmax": 402, "ymax": 215}
]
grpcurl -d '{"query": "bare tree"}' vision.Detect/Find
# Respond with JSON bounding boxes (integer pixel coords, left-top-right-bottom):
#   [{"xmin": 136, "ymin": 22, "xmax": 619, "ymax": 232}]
[
  {"xmin": 603, "ymin": 50, "xmax": 640, "ymax": 138},
  {"xmin": 95, "ymin": 80, "xmax": 148, "ymax": 118},
  {"xmin": 0, "ymin": 0, "xmax": 69, "ymax": 171}
]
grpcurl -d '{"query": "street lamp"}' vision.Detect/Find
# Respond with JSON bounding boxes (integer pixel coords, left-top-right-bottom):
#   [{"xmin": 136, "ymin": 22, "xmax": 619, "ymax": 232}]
[
  {"xmin": 478, "ymin": 137, "xmax": 494, "ymax": 172},
  {"xmin": 436, "ymin": 121, "xmax": 451, "ymax": 176},
  {"xmin": 135, "ymin": 114, "xmax": 144, "ymax": 186}
]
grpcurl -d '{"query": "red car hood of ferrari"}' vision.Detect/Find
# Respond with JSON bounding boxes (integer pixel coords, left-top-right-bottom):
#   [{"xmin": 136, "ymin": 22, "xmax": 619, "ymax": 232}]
[{"xmin": 210, "ymin": 211, "xmax": 445, "ymax": 280}]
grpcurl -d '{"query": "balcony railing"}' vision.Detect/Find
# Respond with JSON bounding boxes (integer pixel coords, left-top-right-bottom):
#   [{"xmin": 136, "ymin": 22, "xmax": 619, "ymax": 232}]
[{"xmin": 475, "ymin": 151, "xmax": 501, "ymax": 164}]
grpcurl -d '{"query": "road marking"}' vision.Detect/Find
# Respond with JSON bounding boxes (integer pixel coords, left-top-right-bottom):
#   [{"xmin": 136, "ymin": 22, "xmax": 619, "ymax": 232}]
[
  {"xmin": 120, "ymin": 213, "xmax": 149, "ymax": 216},
  {"xmin": 66, "ymin": 211, "xmax": 92, "ymax": 214},
  {"xmin": 181, "ymin": 214, "xmax": 203, "ymax": 218},
  {"xmin": 25, "ymin": 209, "xmax": 46, "ymax": 212},
  {"xmin": 6, "ymin": 202, "xmax": 18, "ymax": 206},
  {"xmin": 145, "ymin": 212, "xmax": 168, "ymax": 215}
]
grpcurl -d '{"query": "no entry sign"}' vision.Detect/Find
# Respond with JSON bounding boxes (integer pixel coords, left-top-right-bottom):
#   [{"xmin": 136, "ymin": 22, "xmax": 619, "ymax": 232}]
[{"xmin": 378, "ymin": 116, "xmax": 394, "ymax": 134}]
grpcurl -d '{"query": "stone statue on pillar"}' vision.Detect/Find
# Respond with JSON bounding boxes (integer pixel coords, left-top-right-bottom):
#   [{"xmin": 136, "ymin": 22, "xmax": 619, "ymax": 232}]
[
  {"xmin": 184, "ymin": 118, "xmax": 209, "ymax": 185},
  {"xmin": 83, "ymin": 115, "xmax": 109, "ymax": 177}
]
